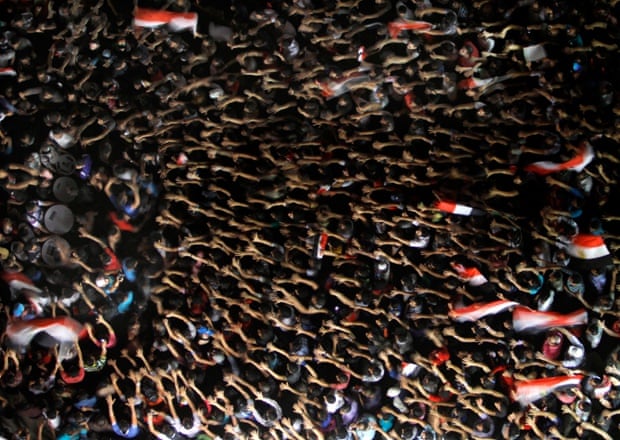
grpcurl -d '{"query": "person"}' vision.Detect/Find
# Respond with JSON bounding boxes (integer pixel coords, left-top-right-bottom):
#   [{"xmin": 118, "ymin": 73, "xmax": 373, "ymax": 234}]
[
  {"xmin": 166, "ymin": 387, "xmax": 203, "ymax": 437},
  {"xmin": 0, "ymin": 0, "xmax": 619, "ymax": 438},
  {"xmin": 56, "ymin": 343, "xmax": 85, "ymax": 385},
  {"xmin": 106, "ymin": 394, "xmax": 140, "ymax": 439},
  {"xmin": 147, "ymin": 410, "xmax": 177, "ymax": 440},
  {"xmin": 83, "ymin": 340, "xmax": 107, "ymax": 373}
]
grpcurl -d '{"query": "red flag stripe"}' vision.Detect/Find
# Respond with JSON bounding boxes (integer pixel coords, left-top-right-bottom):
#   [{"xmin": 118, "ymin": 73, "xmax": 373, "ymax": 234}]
[
  {"xmin": 0, "ymin": 67, "xmax": 16, "ymax": 76},
  {"xmin": 133, "ymin": 7, "xmax": 198, "ymax": 33},
  {"xmin": 568, "ymin": 234, "xmax": 609, "ymax": 260},
  {"xmin": 513, "ymin": 306, "xmax": 588, "ymax": 333},
  {"xmin": 435, "ymin": 200, "xmax": 473, "ymax": 215},
  {"xmin": 572, "ymin": 234, "xmax": 605, "ymax": 248},
  {"xmin": 449, "ymin": 300, "xmax": 519, "ymax": 322},
  {"xmin": 512, "ymin": 375, "xmax": 583, "ymax": 405},
  {"xmin": 524, "ymin": 143, "xmax": 594, "ymax": 175},
  {"xmin": 388, "ymin": 20, "xmax": 433, "ymax": 38}
]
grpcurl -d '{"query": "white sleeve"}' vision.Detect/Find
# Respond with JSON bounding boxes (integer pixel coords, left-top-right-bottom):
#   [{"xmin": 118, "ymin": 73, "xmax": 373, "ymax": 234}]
[{"xmin": 176, "ymin": 414, "xmax": 201, "ymax": 437}]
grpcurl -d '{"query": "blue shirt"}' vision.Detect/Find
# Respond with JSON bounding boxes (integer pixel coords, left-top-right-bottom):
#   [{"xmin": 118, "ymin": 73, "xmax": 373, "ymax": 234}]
[
  {"xmin": 112, "ymin": 423, "xmax": 140, "ymax": 439},
  {"xmin": 122, "ymin": 259, "xmax": 137, "ymax": 282},
  {"xmin": 117, "ymin": 291, "xmax": 134, "ymax": 314},
  {"xmin": 355, "ymin": 416, "xmax": 377, "ymax": 440},
  {"xmin": 378, "ymin": 414, "xmax": 395, "ymax": 432}
]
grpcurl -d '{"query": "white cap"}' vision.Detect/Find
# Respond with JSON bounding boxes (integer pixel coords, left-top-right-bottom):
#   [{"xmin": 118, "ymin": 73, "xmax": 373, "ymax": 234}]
[
  {"xmin": 386, "ymin": 386, "xmax": 401, "ymax": 398},
  {"xmin": 212, "ymin": 351, "xmax": 226, "ymax": 364},
  {"xmin": 291, "ymin": 418, "xmax": 303, "ymax": 432},
  {"xmin": 568, "ymin": 345, "xmax": 584, "ymax": 361},
  {"xmin": 325, "ymin": 392, "xmax": 344, "ymax": 413},
  {"xmin": 95, "ymin": 274, "xmax": 108, "ymax": 288},
  {"xmin": 401, "ymin": 362, "xmax": 420, "ymax": 377},
  {"xmin": 209, "ymin": 86, "xmax": 224, "ymax": 100}
]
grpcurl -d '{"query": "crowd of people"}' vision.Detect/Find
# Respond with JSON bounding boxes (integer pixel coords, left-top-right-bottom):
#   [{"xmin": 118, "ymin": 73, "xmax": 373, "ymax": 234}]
[{"xmin": 0, "ymin": 0, "xmax": 620, "ymax": 439}]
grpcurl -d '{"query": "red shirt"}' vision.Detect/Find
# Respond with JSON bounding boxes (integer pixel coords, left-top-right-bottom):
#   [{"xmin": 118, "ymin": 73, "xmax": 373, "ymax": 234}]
[{"xmin": 458, "ymin": 41, "xmax": 480, "ymax": 67}]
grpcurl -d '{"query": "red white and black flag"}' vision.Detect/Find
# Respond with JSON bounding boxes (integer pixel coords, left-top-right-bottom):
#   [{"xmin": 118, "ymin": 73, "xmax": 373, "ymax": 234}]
[
  {"xmin": 524, "ymin": 142, "xmax": 594, "ymax": 175},
  {"xmin": 449, "ymin": 299, "xmax": 519, "ymax": 322},
  {"xmin": 133, "ymin": 7, "xmax": 198, "ymax": 34},
  {"xmin": 512, "ymin": 306, "xmax": 588, "ymax": 333},
  {"xmin": 0, "ymin": 67, "xmax": 16, "ymax": 76},
  {"xmin": 512, "ymin": 375, "xmax": 583, "ymax": 406},
  {"xmin": 566, "ymin": 234, "xmax": 613, "ymax": 270},
  {"xmin": 434, "ymin": 200, "xmax": 485, "ymax": 216}
]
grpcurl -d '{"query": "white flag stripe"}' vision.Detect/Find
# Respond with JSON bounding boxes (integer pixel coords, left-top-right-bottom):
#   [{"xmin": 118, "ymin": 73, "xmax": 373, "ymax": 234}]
[
  {"xmin": 9, "ymin": 280, "xmax": 42, "ymax": 293},
  {"xmin": 452, "ymin": 204, "xmax": 473, "ymax": 216},
  {"xmin": 169, "ymin": 17, "xmax": 198, "ymax": 34},
  {"xmin": 133, "ymin": 8, "xmax": 198, "ymax": 34},
  {"xmin": 569, "ymin": 243, "xmax": 610, "ymax": 260},
  {"xmin": 468, "ymin": 274, "xmax": 488, "ymax": 286},
  {"xmin": 133, "ymin": 18, "xmax": 169, "ymax": 28},
  {"xmin": 0, "ymin": 67, "xmax": 16, "ymax": 76}
]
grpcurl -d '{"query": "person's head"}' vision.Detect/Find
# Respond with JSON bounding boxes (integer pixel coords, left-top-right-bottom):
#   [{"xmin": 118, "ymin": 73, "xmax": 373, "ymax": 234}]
[
  {"xmin": 512, "ymin": 342, "xmax": 532, "ymax": 363},
  {"xmin": 160, "ymin": 423, "xmax": 176, "ymax": 438},
  {"xmin": 553, "ymin": 248, "xmax": 569, "ymax": 265},
  {"xmin": 476, "ymin": 105, "xmax": 492, "ymax": 121},
  {"xmin": 333, "ymin": 426, "xmax": 349, "ymax": 440},
  {"xmin": 287, "ymin": 361, "xmax": 300, "ymax": 375},
  {"xmin": 260, "ymin": 379, "xmax": 275, "ymax": 395},
  {"xmin": 600, "ymin": 387, "xmax": 620, "ymax": 409},
  {"xmin": 312, "ymin": 292, "xmax": 326, "ymax": 309},
  {"xmin": 567, "ymin": 345, "xmax": 585, "ymax": 364},
  {"xmin": 356, "ymin": 418, "xmax": 368, "ymax": 430},
  {"xmin": 117, "ymin": 419, "xmax": 130, "ymax": 431},
  {"xmin": 418, "ymin": 427, "xmax": 436, "ymax": 440},
  {"xmin": 264, "ymin": 407, "xmax": 277, "ymax": 422},
  {"xmin": 575, "ymin": 397, "xmax": 591, "ymax": 421},
  {"xmin": 459, "ymin": 44, "xmax": 474, "ymax": 58},
  {"xmin": 335, "ymin": 372, "xmax": 348, "ymax": 384},
  {"xmin": 1, "ymin": 217, "xmax": 14, "ymax": 235},
  {"xmin": 212, "ymin": 350, "xmax": 226, "ymax": 364},
  {"xmin": 566, "ymin": 272, "xmax": 584, "ymax": 295},
  {"xmin": 480, "ymin": 374, "xmax": 497, "ymax": 390},
  {"xmin": 89, "ymin": 413, "xmax": 108, "ymax": 429},
  {"xmin": 366, "ymin": 363, "xmax": 378, "ymax": 377},
  {"xmin": 411, "ymin": 402, "xmax": 426, "ymax": 419},
  {"xmin": 182, "ymin": 416, "xmax": 193, "ymax": 429},
  {"xmin": 400, "ymin": 424, "xmax": 419, "ymax": 440},
  {"xmin": 294, "ymin": 379, "xmax": 308, "ymax": 394},
  {"xmin": 394, "ymin": 327, "xmax": 407, "ymax": 342},
  {"xmin": 421, "ymin": 373, "xmax": 439, "ymax": 394}
]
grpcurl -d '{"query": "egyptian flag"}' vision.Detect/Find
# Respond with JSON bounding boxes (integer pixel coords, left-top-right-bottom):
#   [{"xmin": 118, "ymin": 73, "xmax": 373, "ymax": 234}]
[
  {"xmin": 435, "ymin": 200, "xmax": 485, "ymax": 216},
  {"xmin": 319, "ymin": 72, "xmax": 370, "ymax": 99},
  {"xmin": 451, "ymin": 263, "xmax": 488, "ymax": 286},
  {"xmin": 451, "ymin": 262, "xmax": 496, "ymax": 299},
  {"xmin": 133, "ymin": 7, "xmax": 198, "ymax": 34},
  {"xmin": 512, "ymin": 375, "xmax": 583, "ymax": 406},
  {"xmin": 387, "ymin": 19, "xmax": 433, "ymax": 39},
  {"xmin": 313, "ymin": 232, "xmax": 329, "ymax": 260},
  {"xmin": 523, "ymin": 142, "xmax": 594, "ymax": 175},
  {"xmin": 512, "ymin": 306, "xmax": 587, "ymax": 333},
  {"xmin": 566, "ymin": 234, "xmax": 613, "ymax": 270},
  {"xmin": 457, "ymin": 76, "xmax": 495, "ymax": 90},
  {"xmin": 430, "ymin": 347, "xmax": 450, "ymax": 366},
  {"xmin": 0, "ymin": 67, "xmax": 16, "ymax": 76},
  {"xmin": 5, "ymin": 317, "xmax": 86, "ymax": 362},
  {"xmin": 449, "ymin": 299, "xmax": 519, "ymax": 322},
  {"xmin": 1, "ymin": 271, "xmax": 44, "ymax": 297},
  {"xmin": 1, "ymin": 272, "xmax": 50, "ymax": 316},
  {"xmin": 109, "ymin": 211, "xmax": 136, "ymax": 232}
]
